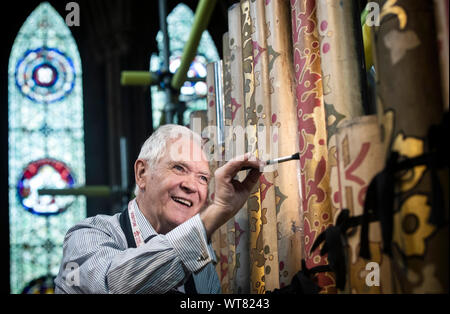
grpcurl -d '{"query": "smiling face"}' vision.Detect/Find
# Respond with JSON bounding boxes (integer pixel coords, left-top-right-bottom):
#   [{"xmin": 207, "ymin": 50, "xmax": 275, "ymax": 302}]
[{"xmin": 135, "ymin": 136, "xmax": 210, "ymax": 234}]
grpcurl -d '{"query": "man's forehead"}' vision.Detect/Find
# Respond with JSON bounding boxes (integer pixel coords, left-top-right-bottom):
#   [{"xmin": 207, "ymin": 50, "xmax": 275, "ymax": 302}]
[{"xmin": 165, "ymin": 136, "xmax": 209, "ymax": 164}]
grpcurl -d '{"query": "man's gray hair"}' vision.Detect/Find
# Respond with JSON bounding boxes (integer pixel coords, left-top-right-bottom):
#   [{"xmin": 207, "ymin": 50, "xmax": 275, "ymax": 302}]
[{"xmin": 134, "ymin": 124, "xmax": 203, "ymax": 196}]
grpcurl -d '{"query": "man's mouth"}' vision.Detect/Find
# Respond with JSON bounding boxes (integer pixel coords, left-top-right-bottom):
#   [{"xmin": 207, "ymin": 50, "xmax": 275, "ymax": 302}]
[{"xmin": 171, "ymin": 196, "xmax": 193, "ymax": 208}]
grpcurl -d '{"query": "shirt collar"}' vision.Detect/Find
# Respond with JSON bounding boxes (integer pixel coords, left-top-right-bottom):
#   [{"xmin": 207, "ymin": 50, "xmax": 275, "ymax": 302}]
[{"xmin": 132, "ymin": 198, "xmax": 216, "ymax": 260}]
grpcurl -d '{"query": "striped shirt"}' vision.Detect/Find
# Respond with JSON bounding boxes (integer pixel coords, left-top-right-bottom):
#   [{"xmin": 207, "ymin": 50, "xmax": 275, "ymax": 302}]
[{"xmin": 54, "ymin": 199, "xmax": 221, "ymax": 294}]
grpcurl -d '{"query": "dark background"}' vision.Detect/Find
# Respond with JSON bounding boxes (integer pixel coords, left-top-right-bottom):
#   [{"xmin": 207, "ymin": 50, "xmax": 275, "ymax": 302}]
[{"xmin": 0, "ymin": 0, "xmax": 238, "ymax": 294}]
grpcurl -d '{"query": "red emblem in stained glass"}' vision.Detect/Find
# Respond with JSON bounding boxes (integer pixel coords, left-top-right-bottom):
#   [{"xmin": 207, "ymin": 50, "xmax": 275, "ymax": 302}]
[{"xmin": 17, "ymin": 158, "xmax": 76, "ymax": 216}]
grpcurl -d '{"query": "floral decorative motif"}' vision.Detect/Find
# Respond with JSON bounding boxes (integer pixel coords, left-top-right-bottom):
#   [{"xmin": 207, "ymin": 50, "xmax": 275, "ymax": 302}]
[
  {"xmin": 235, "ymin": 222, "xmax": 245, "ymax": 247},
  {"xmin": 291, "ymin": 0, "xmax": 336, "ymax": 292},
  {"xmin": 274, "ymin": 186, "xmax": 287, "ymax": 216},
  {"xmin": 325, "ymin": 102, "xmax": 346, "ymax": 142},
  {"xmin": 258, "ymin": 174, "xmax": 273, "ymax": 202},
  {"xmin": 380, "ymin": 0, "xmax": 407, "ymax": 30},
  {"xmin": 241, "ymin": 0, "xmax": 265, "ymax": 294},
  {"xmin": 393, "ymin": 195, "xmax": 435, "ymax": 257},
  {"xmin": 231, "ymin": 97, "xmax": 242, "ymax": 122},
  {"xmin": 252, "ymin": 40, "xmax": 267, "ymax": 65}
]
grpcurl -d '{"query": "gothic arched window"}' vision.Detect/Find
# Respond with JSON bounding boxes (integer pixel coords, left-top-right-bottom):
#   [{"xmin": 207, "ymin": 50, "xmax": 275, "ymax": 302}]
[
  {"xmin": 150, "ymin": 3, "xmax": 219, "ymax": 129},
  {"xmin": 8, "ymin": 2, "xmax": 86, "ymax": 293}
]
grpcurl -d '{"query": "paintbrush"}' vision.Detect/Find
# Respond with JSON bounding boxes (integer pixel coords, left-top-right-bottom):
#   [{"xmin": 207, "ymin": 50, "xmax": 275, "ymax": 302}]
[{"xmin": 240, "ymin": 152, "xmax": 300, "ymax": 171}]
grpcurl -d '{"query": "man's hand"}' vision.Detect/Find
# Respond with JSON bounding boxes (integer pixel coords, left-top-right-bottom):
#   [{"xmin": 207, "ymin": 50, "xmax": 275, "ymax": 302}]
[{"xmin": 200, "ymin": 153, "xmax": 264, "ymax": 239}]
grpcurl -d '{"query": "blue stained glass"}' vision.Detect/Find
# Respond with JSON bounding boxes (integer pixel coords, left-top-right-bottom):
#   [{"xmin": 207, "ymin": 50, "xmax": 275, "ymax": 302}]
[
  {"xmin": 8, "ymin": 2, "xmax": 86, "ymax": 293},
  {"xmin": 15, "ymin": 47, "xmax": 76, "ymax": 103},
  {"xmin": 150, "ymin": 3, "xmax": 219, "ymax": 129}
]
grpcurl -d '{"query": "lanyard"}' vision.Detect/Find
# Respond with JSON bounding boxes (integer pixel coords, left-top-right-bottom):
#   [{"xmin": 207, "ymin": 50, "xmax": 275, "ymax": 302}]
[
  {"xmin": 127, "ymin": 200, "xmax": 145, "ymax": 248},
  {"xmin": 124, "ymin": 199, "xmax": 192, "ymax": 294}
]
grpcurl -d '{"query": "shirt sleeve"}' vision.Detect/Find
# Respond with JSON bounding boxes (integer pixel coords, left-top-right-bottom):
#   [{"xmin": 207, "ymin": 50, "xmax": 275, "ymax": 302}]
[{"xmin": 55, "ymin": 214, "xmax": 215, "ymax": 294}]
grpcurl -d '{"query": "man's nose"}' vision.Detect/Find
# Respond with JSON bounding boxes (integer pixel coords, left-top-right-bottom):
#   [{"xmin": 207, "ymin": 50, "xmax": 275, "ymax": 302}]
[{"xmin": 180, "ymin": 176, "xmax": 197, "ymax": 193}]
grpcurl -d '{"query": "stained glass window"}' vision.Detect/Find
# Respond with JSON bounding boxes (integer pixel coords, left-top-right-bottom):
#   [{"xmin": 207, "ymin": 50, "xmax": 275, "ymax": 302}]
[
  {"xmin": 8, "ymin": 2, "xmax": 86, "ymax": 293},
  {"xmin": 150, "ymin": 3, "xmax": 219, "ymax": 129}
]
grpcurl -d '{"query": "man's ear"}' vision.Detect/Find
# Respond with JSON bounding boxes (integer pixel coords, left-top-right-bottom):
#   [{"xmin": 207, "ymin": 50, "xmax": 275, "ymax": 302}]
[{"xmin": 134, "ymin": 159, "xmax": 147, "ymax": 191}]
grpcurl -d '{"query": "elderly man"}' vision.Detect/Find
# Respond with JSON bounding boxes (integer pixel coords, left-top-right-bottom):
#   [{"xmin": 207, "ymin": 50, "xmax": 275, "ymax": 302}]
[{"xmin": 54, "ymin": 124, "xmax": 263, "ymax": 294}]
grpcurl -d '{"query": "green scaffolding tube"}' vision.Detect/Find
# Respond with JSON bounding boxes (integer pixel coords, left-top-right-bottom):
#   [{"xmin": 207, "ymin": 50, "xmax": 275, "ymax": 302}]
[
  {"xmin": 120, "ymin": 0, "xmax": 217, "ymax": 89},
  {"xmin": 121, "ymin": 71, "xmax": 158, "ymax": 86},
  {"xmin": 171, "ymin": 0, "xmax": 217, "ymax": 90},
  {"xmin": 38, "ymin": 185, "xmax": 113, "ymax": 197}
]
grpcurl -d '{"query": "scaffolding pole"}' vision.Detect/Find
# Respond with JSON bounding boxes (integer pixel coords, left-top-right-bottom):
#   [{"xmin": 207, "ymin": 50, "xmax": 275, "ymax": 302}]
[
  {"xmin": 38, "ymin": 186, "xmax": 113, "ymax": 197},
  {"xmin": 121, "ymin": 71, "xmax": 158, "ymax": 86},
  {"xmin": 120, "ymin": 0, "xmax": 217, "ymax": 92},
  {"xmin": 170, "ymin": 0, "xmax": 217, "ymax": 90}
]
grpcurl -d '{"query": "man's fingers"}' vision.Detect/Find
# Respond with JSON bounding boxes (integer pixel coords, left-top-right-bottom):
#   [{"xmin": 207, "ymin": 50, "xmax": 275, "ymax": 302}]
[
  {"xmin": 217, "ymin": 153, "xmax": 264, "ymax": 179},
  {"xmin": 241, "ymin": 168, "xmax": 262, "ymax": 192}
]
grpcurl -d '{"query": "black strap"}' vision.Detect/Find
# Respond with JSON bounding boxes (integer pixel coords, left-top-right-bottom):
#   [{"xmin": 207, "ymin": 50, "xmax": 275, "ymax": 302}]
[
  {"xmin": 310, "ymin": 209, "xmax": 377, "ymax": 290},
  {"xmin": 426, "ymin": 113, "xmax": 448, "ymax": 227},
  {"xmin": 118, "ymin": 208, "xmax": 197, "ymax": 294},
  {"xmin": 266, "ymin": 260, "xmax": 330, "ymax": 294},
  {"xmin": 184, "ymin": 274, "xmax": 198, "ymax": 294},
  {"xmin": 360, "ymin": 151, "xmax": 397, "ymax": 259},
  {"xmin": 119, "ymin": 207, "xmax": 137, "ymax": 249}
]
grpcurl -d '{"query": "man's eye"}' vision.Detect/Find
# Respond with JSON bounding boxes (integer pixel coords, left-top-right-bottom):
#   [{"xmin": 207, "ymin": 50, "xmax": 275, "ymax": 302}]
[
  {"xmin": 200, "ymin": 176, "xmax": 209, "ymax": 183},
  {"xmin": 174, "ymin": 165, "xmax": 184, "ymax": 172}
]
